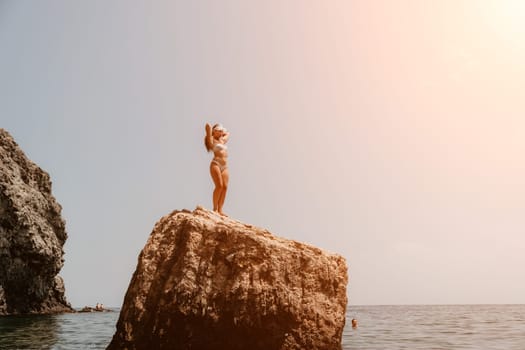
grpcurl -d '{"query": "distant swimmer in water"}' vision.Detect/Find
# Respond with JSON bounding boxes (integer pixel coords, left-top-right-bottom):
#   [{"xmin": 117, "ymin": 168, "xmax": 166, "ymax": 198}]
[
  {"xmin": 352, "ymin": 318, "xmax": 358, "ymax": 328},
  {"xmin": 204, "ymin": 123, "xmax": 230, "ymax": 216}
]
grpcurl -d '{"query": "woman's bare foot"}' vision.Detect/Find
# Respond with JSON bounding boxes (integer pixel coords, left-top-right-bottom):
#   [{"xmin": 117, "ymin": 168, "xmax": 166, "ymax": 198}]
[{"xmin": 219, "ymin": 211, "xmax": 228, "ymax": 217}]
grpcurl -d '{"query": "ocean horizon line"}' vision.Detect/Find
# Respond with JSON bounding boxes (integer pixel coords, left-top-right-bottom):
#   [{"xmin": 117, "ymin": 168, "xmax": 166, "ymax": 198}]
[{"xmin": 349, "ymin": 303, "xmax": 525, "ymax": 307}]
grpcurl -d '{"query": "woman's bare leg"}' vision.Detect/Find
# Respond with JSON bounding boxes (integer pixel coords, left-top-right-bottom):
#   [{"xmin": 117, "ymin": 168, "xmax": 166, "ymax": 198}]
[
  {"xmin": 210, "ymin": 164, "xmax": 223, "ymax": 212},
  {"xmin": 218, "ymin": 168, "xmax": 229, "ymax": 216}
]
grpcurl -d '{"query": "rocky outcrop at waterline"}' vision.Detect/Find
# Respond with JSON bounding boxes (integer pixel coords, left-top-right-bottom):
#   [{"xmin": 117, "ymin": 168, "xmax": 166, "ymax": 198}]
[
  {"xmin": 108, "ymin": 206, "xmax": 348, "ymax": 350},
  {"xmin": 0, "ymin": 128, "xmax": 72, "ymax": 315}
]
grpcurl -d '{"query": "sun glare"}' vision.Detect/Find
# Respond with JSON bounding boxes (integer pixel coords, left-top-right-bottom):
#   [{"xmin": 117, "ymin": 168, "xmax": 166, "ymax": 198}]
[{"xmin": 479, "ymin": 1, "xmax": 525, "ymax": 48}]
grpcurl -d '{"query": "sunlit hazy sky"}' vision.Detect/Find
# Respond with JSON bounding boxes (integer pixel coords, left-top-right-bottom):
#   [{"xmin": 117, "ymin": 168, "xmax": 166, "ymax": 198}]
[{"xmin": 1, "ymin": 0, "xmax": 524, "ymax": 306}]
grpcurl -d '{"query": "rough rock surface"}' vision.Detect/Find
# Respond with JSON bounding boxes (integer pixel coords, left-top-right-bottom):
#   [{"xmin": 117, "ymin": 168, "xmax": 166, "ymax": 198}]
[
  {"xmin": 108, "ymin": 206, "xmax": 348, "ymax": 350},
  {"xmin": 0, "ymin": 128, "xmax": 72, "ymax": 315}
]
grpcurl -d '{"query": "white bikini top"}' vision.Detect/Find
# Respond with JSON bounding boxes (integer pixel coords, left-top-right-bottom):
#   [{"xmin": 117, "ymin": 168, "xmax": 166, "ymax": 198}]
[{"xmin": 213, "ymin": 142, "xmax": 227, "ymax": 152}]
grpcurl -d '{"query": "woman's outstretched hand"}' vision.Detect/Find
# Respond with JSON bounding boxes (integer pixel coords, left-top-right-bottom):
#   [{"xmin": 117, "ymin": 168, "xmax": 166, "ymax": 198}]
[{"xmin": 205, "ymin": 123, "xmax": 211, "ymax": 134}]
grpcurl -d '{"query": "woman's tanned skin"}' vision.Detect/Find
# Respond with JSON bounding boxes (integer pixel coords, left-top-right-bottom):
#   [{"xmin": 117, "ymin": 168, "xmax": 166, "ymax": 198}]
[{"xmin": 205, "ymin": 123, "xmax": 230, "ymax": 216}]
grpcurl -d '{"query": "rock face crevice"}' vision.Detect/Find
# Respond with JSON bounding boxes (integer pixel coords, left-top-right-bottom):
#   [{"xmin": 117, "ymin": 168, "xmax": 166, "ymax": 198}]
[
  {"xmin": 0, "ymin": 128, "xmax": 71, "ymax": 315},
  {"xmin": 108, "ymin": 207, "xmax": 348, "ymax": 350}
]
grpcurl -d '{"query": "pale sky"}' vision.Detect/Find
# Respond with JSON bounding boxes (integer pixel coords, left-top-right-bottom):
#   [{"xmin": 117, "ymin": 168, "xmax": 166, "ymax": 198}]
[{"xmin": 1, "ymin": 0, "xmax": 524, "ymax": 306}]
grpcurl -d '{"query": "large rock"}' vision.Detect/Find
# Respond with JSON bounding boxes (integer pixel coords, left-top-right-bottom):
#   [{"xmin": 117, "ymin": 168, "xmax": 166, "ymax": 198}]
[
  {"xmin": 0, "ymin": 129, "xmax": 72, "ymax": 315},
  {"xmin": 108, "ymin": 207, "xmax": 348, "ymax": 350}
]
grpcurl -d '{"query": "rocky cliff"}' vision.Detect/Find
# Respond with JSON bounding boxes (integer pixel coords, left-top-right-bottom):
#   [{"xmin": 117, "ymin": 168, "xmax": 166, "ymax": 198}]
[
  {"xmin": 108, "ymin": 206, "xmax": 348, "ymax": 350},
  {"xmin": 0, "ymin": 129, "xmax": 71, "ymax": 315}
]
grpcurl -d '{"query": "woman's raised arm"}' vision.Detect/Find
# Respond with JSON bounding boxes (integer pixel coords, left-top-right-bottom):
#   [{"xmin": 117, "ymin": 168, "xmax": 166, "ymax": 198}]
[
  {"xmin": 222, "ymin": 131, "xmax": 230, "ymax": 143},
  {"xmin": 204, "ymin": 123, "xmax": 214, "ymax": 151}
]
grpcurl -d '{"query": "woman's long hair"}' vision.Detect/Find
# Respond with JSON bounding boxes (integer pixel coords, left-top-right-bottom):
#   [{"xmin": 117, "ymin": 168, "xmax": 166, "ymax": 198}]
[{"xmin": 204, "ymin": 124, "xmax": 219, "ymax": 152}]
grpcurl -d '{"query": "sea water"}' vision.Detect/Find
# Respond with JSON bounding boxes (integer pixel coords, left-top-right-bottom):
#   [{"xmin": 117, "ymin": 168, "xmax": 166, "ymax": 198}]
[
  {"xmin": 344, "ymin": 304, "xmax": 525, "ymax": 349},
  {"xmin": 1, "ymin": 305, "xmax": 525, "ymax": 349},
  {"xmin": 0, "ymin": 310, "xmax": 119, "ymax": 350}
]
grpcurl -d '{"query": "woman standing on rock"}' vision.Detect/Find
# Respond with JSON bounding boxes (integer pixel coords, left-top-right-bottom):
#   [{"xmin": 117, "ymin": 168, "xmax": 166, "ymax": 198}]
[{"xmin": 204, "ymin": 123, "xmax": 229, "ymax": 216}]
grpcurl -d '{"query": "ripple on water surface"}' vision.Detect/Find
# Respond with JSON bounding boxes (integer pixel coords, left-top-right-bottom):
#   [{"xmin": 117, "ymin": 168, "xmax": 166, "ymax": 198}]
[
  {"xmin": 343, "ymin": 304, "xmax": 525, "ymax": 350},
  {"xmin": 0, "ymin": 310, "xmax": 119, "ymax": 350},
  {"xmin": 2, "ymin": 305, "xmax": 525, "ymax": 349}
]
